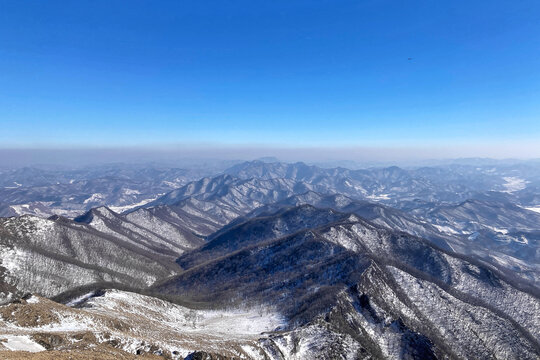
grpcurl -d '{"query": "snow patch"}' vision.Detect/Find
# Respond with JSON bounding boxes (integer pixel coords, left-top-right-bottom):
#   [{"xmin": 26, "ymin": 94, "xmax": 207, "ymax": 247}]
[
  {"xmin": 0, "ymin": 335, "xmax": 46, "ymax": 352},
  {"xmin": 515, "ymin": 235, "xmax": 529, "ymax": 244},
  {"xmin": 87, "ymin": 290, "xmax": 285, "ymax": 337},
  {"xmin": 482, "ymin": 224, "xmax": 509, "ymax": 234},
  {"xmin": 241, "ymin": 345, "xmax": 265, "ymax": 360},
  {"xmin": 123, "ymin": 188, "xmax": 141, "ymax": 195},
  {"xmin": 25, "ymin": 296, "xmax": 40, "ymax": 304},
  {"xmin": 524, "ymin": 206, "xmax": 540, "ymax": 214},
  {"xmin": 109, "ymin": 196, "xmax": 161, "ymax": 213},
  {"xmin": 490, "ymin": 253, "xmax": 530, "ymax": 268},
  {"xmin": 83, "ymin": 193, "xmax": 105, "ymax": 204},
  {"xmin": 66, "ymin": 292, "xmax": 97, "ymax": 307},
  {"xmin": 433, "ymin": 224, "xmax": 460, "ymax": 235},
  {"xmin": 9, "ymin": 204, "xmax": 50, "ymax": 218},
  {"xmin": 502, "ymin": 177, "xmax": 527, "ymax": 192},
  {"xmin": 366, "ymin": 193, "xmax": 391, "ymax": 201}
]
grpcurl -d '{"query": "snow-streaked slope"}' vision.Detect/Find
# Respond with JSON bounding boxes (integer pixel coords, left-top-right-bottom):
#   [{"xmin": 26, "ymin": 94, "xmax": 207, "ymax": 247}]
[
  {"xmin": 75, "ymin": 206, "xmax": 203, "ymax": 259},
  {"xmin": 140, "ymin": 175, "xmax": 331, "ymax": 236},
  {"xmin": 0, "ymin": 215, "xmax": 180, "ymax": 303},
  {"xmin": 124, "ymin": 208, "xmax": 204, "ymax": 249},
  {"xmin": 155, "ymin": 214, "xmax": 540, "ymax": 359},
  {"xmin": 245, "ymin": 191, "xmax": 454, "ymax": 248},
  {"xmin": 0, "ymin": 290, "xmax": 285, "ymax": 359},
  {"xmin": 178, "ymin": 205, "xmax": 357, "ymax": 270}
]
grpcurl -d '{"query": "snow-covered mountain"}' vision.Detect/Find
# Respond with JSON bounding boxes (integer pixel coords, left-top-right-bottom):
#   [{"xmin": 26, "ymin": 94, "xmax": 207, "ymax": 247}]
[
  {"xmin": 225, "ymin": 160, "xmax": 540, "ymax": 208},
  {"xmin": 138, "ymin": 174, "xmax": 329, "ymax": 236},
  {"xmin": 0, "ymin": 206, "xmax": 203, "ymax": 304},
  {"xmin": 75, "ymin": 206, "xmax": 204, "ymax": 258},
  {"xmin": 0, "ymin": 164, "xmax": 222, "ymax": 218},
  {"xmin": 238, "ymin": 192, "xmax": 540, "ymax": 285},
  {"xmin": 156, "ymin": 209, "xmax": 540, "ymax": 359},
  {"xmin": 5, "ymin": 160, "xmax": 540, "ymax": 219},
  {"xmin": 1, "ymin": 160, "xmax": 540, "ymax": 359}
]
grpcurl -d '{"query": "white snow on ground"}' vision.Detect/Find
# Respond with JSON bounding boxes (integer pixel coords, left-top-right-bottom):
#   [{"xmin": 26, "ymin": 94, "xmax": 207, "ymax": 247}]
[
  {"xmin": 502, "ymin": 177, "xmax": 528, "ymax": 192},
  {"xmin": 65, "ymin": 291, "xmax": 96, "ymax": 307},
  {"xmin": 525, "ymin": 206, "xmax": 540, "ymax": 214},
  {"xmin": 85, "ymin": 290, "xmax": 285, "ymax": 337},
  {"xmin": 240, "ymin": 345, "xmax": 266, "ymax": 360},
  {"xmin": 267, "ymin": 322, "xmax": 361, "ymax": 360},
  {"xmin": 433, "ymin": 224, "xmax": 460, "ymax": 235},
  {"xmin": 109, "ymin": 196, "xmax": 161, "ymax": 213},
  {"xmin": 9, "ymin": 204, "xmax": 51, "ymax": 218},
  {"xmin": 482, "ymin": 224, "xmax": 509, "ymax": 234},
  {"xmin": 366, "ymin": 193, "xmax": 390, "ymax": 200},
  {"xmin": 490, "ymin": 253, "xmax": 531, "ymax": 268},
  {"xmin": 344, "ymin": 180, "xmax": 367, "ymax": 193},
  {"xmin": 25, "ymin": 296, "xmax": 40, "ymax": 304},
  {"xmin": 123, "ymin": 189, "xmax": 141, "ymax": 195},
  {"xmin": 163, "ymin": 179, "xmax": 185, "ymax": 188},
  {"xmin": 83, "ymin": 193, "xmax": 105, "ymax": 204},
  {"xmin": 9, "ymin": 204, "xmax": 30, "ymax": 213},
  {"xmin": 48, "ymin": 208, "xmax": 87, "ymax": 217},
  {"xmin": 0, "ymin": 290, "xmax": 286, "ymax": 358},
  {"xmin": 4, "ymin": 182, "xmax": 23, "ymax": 189},
  {"xmin": 0, "ymin": 335, "xmax": 46, "ymax": 352},
  {"xmin": 493, "ymin": 234, "xmax": 514, "ymax": 243},
  {"xmin": 9, "ymin": 203, "xmax": 86, "ymax": 218},
  {"xmin": 41, "ymin": 313, "xmax": 93, "ymax": 332},
  {"xmin": 0, "ymin": 247, "xmax": 27, "ymax": 273}
]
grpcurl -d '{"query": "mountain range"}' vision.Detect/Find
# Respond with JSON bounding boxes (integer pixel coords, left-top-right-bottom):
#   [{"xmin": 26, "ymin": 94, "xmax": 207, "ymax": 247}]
[{"xmin": 0, "ymin": 160, "xmax": 539, "ymax": 359}]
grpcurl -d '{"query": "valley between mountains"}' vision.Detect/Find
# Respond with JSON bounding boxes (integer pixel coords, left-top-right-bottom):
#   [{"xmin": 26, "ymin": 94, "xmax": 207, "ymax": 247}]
[{"xmin": 0, "ymin": 161, "xmax": 539, "ymax": 359}]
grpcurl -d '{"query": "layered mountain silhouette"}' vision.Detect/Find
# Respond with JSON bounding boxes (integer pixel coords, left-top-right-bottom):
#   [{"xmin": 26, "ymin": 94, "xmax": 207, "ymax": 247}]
[
  {"xmin": 0, "ymin": 160, "xmax": 539, "ymax": 359},
  {"xmin": 154, "ymin": 205, "xmax": 540, "ymax": 358}
]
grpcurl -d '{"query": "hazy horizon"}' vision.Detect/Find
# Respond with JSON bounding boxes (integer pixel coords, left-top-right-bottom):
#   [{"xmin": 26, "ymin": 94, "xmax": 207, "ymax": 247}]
[
  {"xmin": 1, "ymin": 1, "xmax": 539, "ymax": 155},
  {"xmin": 1, "ymin": 144, "xmax": 540, "ymax": 169}
]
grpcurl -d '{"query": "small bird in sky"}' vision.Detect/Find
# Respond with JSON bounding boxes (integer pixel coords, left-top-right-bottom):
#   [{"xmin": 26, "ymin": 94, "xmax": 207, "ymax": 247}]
[{"xmin": 408, "ymin": 57, "xmax": 413, "ymax": 60}]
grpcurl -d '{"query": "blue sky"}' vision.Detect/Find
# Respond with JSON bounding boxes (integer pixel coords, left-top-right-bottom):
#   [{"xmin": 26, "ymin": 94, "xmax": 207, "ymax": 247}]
[{"xmin": 0, "ymin": 1, "xmax": 539, "ymax": 156}]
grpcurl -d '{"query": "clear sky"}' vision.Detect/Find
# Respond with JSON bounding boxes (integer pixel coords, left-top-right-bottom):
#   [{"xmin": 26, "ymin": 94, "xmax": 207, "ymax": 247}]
[{"xmin": 0, "ymin": 1, "xmax": 539, "ymax": 158}]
